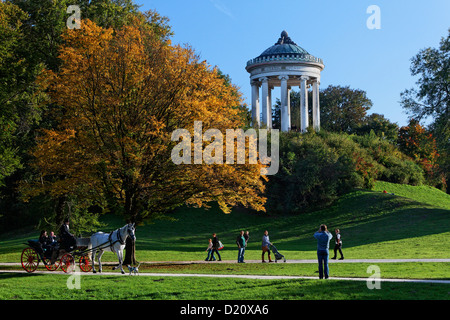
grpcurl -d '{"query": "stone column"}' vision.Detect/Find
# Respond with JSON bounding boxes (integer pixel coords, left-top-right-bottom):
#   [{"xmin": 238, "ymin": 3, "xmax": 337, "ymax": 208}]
[
  {"xmin": 312, "ymin": 80, "xmax": 320, "ymax": 131},
  {"xmin": 251, "ymin": 80, "xmax": 260, "ymax": 127},
  {"xmin": 287, "ymin": 87, "xmax": 291, "ymax": 131},
  {"xmin": 268, "ymin": 86, "xmax": 273, "ymax": 129},
  {"xmin": 279, "ymin": 75, "xmax": 289, "ymax": 132},
  {"xmin": 260, "ymin": 77, "xmax": 270, "ymax": 128},
  {"xmin": 300, "ymin": 76, "xmax": 309, "ymax": 132}
]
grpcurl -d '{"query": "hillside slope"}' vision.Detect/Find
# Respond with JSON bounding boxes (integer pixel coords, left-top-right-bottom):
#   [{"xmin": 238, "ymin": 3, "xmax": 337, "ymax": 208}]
[
  {"xmin": 373, "ymin": 181, "xmax": 450, "ymax": 210},
  {"xmin": 0, "ymin": 183, "xmax": 449, "ymax": 262}
]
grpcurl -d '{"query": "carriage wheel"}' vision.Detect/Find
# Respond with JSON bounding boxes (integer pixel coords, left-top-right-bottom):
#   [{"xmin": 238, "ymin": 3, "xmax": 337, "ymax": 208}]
[
  {"xmin": 79, "ymin": 255, "xmax": 92, "ymax": 273},
  {"xmin": 21, "ymin": 247, "xmax": 39, "ymax": 273},
  {"xmin": 60, "ymin": 253, "xmax": 75, "ymax": 273},
  {"xmin": 44, "ymin": 257, "xmax": 60, "ymax": 271}
]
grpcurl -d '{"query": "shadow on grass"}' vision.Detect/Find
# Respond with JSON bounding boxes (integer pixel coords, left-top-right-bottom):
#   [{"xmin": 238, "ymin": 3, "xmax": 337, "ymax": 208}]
[
  {"xmin": 2, "ymin": 190, "xmax": 449, "ymax": 258},
  {"xmin": 130, "ymin": 191, "xmax": 450, "ymax": 253}
]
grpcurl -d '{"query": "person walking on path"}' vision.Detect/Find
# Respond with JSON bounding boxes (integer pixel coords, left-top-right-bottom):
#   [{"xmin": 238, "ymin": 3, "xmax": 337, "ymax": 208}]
[
  {"xmin": 331, "ymin": 229, "xmax": 344, "ymax": 260},
  {"xmin": 209, "ymin": 233, "xmax": 222, "ymax": 261},
  {"xmin": 236, "ymin": 231, "xmax": 246, "ymax": 263},
  {"xmin": 262, "ymin": 230, "xmax": 273, "ymax": 263},
  {"xmin": 314, "ymin": 224, "xmax": 333, "ymax": 279},
  {"xmin": 205, "ymin": 239, "xmax": 216, "ymax": 261}
]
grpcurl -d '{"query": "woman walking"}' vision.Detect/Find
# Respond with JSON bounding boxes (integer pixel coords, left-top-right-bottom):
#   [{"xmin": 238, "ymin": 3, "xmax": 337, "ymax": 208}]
[
  {"xmin": 209, "ymin": 233, "xmax": 222, "ymax": 261},
  {"xmin": 261, "ymin": 230, "xmax": 273, "ymax": 263},
  {"xmin": 331, "ymin": 229, "xmax": 344, "ymax": 260}
]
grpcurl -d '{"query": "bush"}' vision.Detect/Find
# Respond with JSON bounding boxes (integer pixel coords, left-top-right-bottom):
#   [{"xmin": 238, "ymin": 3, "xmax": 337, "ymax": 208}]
[
  {"xmin": 351, "ymin": 134, "xmax": 425, "ymax": 185},
  {"xmin": 265, "ymin": 130, "xmax": 427, "ymax": 214},
  {"xmin": 266, "ymin": 131, "xmax": 375, "ymax": 214}
]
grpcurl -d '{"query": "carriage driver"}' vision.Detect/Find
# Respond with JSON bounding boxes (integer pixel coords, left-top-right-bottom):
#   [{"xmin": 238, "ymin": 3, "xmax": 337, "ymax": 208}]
[{"xmin": 59, "ymin": 218, "xmax": 77, "ymax": 251}]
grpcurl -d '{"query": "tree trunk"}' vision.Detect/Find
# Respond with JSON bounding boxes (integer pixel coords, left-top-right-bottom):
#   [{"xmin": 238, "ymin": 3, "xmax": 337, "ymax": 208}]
[
  {"xmin": 55, "ymin": 195, "xmax": 67, "ymax": 226},
  {"xmin": 123, "ymin": 236, "xmax": 137, "ymax": 265}
]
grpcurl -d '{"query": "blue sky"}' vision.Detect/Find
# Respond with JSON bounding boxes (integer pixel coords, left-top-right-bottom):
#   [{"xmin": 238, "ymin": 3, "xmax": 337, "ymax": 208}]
[{"xmin": 136, "ymin": 0, "xmax": 449, "ymax": 126}]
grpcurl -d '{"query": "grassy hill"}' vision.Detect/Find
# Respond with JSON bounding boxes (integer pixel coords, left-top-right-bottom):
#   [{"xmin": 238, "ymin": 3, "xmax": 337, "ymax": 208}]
[
  {"xmin": 1, "ymin": 181, "xmax": 448, "ymax": 263},
  {"xmin": 373, "ymin": 181, "xmax": 450, "ymax": 210}
]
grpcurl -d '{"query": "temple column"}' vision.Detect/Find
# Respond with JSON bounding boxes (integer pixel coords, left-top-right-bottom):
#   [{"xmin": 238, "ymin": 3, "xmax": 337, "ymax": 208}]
[
  {"xmin": 287, "ymin": 87, "xmax": 292, "ymax": 131},
  {"xmin": 300, "ymin": 76, "xmax": 309, "ymax": 132},
  {"xmin": 268, "ymin": 86, "xmax": 273, "ymax": 129},
  {"xmin": 279, "ymin": 75, "xmax": 289, "ymax": 132},
  {"xmin": 251, "ymin": 80, "xmax": 260, "ymax": 127},
  {"xmin": 260, "ymin": 77, "xmax": 270, "ymax": 128},
  {"xmin": 312, "ymin": 80, "xmax": 320, "ymax": 131}
]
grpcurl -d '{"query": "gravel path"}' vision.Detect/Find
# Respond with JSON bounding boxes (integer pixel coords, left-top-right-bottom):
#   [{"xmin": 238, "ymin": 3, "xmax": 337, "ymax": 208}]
[
  {"xmin": 2, "ymin": 259, "xmax": 450, "ymax": 284},
  {"xmin": 1, "ymin": 269, "xmax": 449, "ymax": 284}
]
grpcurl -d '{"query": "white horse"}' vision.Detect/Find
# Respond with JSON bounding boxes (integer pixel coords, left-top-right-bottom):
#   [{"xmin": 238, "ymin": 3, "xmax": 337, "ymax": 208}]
[{"xmin": 90, "ymin": 223, "xmax": 136, "ymax": 274}]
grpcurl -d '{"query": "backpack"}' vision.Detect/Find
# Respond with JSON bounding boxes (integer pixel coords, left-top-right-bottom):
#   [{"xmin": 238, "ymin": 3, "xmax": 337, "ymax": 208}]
[{"xmin": 218, "ymin": 240, "xmax": 224, "ymax": 250}]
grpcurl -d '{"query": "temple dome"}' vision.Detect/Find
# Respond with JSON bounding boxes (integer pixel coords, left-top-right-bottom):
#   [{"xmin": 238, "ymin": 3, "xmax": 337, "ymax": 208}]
[
  {"xmin": 258, "ymin": 30, "xmax": 309, "ymax": 58},
  {"xmin": 246, "ymin": 30, "xmax": 323, "ymax": 67}
]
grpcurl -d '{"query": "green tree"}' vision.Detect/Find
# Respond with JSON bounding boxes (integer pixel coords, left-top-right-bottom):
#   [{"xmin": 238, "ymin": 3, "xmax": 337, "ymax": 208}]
[
  {"xmin": 320, "ymin": 85, "xmax": 373, "ymax": 134},
  {"xmin": 356, "ymin": 113, "xmax": 399, "ymax": 143},
  {"xmin": 0, "ymin": 2, "xmax": 44, "ymax": 186},
  {"xmin": 400, "ymin": 29, "xmax": 449, "ymax": 191}
]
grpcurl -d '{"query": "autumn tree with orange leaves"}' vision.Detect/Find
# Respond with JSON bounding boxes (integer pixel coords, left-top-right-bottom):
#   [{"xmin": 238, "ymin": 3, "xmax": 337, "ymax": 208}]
[
  {"xmin": 398, "ymin": 119, "xmax": 445, "ymax": 189},
  {"xmin": 22, "ymin": 18, "xmax": 266, "ymax": 264}
]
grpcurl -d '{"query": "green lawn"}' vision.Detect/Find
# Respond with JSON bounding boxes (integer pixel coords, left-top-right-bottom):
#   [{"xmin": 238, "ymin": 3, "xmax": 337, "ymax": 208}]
[
  {"xmin": 1, "ymin": 182, "xmax": 449, "ymax": 300},
  {"xmin": 0, "ymin": 273, "xmax": 449, "ymax": 300},
  {"xmin": 373, "ymin": 181, "xmax": 450, "ymax": 210},
  {"xmin": 1, "ymin": 182, "xmax": 449, "ymax": 264}
]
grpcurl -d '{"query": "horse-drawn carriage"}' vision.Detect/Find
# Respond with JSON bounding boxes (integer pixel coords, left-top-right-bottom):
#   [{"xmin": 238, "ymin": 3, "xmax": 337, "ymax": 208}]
[
  {"xmin": 21, "ymin": 237, "xmax": 92, "ymax": 273},
  {"xmin": 21, "ymin": 223, "xmax": 136, "ymax": 274}
]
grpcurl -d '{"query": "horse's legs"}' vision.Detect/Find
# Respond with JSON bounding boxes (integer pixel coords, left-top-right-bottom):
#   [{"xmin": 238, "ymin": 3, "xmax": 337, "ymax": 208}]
[
  {"xmin": 97, "ymin": 250, "xmax": 104, "ymax": 273},
  {"xmin": 91, "ymin": 248, "xmax": 97, "ymax": 273},
  {"xmin": 115, "ymin": 249, "xmax": 125, "ymax": 274}
]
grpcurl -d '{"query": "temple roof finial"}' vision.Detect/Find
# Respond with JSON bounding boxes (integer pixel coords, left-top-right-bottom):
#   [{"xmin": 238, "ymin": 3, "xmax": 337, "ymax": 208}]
[{"xmin": 276, "ymin": 30, "xmax": 297, "ymax": 45}]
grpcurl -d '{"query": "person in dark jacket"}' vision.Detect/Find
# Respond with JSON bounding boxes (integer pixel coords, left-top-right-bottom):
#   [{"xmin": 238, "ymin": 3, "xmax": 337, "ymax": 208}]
[
  {"xmin": 37, "ymin": 230, "xmax": 49, "ymax": 259},
  {"xmin": 331, "ymin": 229, "xmax": 344, "ymax": 260},
  {"xmin": 209, "ymin": 233, "xmax": 222, "ymax": 261},
  {"xmin": 39, "ymin": 230, "xmax": 50, "ymax": 247},
  {"xmin": 59, "ymin": 218, "xmax": 77, "ymax": 251}
]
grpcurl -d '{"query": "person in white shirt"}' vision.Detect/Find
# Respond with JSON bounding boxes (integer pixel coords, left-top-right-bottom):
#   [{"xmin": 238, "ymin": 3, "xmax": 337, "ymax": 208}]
[{"xmin": 331, "ymin": 229, "xmax": 344, "ymax": 260}]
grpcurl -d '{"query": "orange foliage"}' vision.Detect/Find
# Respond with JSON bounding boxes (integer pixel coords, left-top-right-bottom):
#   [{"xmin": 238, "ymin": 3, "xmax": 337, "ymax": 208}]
[{"xmin": 23, "ymin": 18, "xmax": 266, "ymax": 221}]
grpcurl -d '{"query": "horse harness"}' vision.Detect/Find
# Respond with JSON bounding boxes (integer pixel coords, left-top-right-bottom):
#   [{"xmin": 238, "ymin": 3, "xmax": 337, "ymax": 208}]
[{"xmin": 106, "ymin": 228, "xmax": 126, "ymax": 253}]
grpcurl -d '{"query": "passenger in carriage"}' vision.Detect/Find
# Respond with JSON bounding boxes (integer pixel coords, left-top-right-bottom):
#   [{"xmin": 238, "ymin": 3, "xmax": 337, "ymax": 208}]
[
  {"xmin": 38, "ymin": 230, "xmax": 54, "ymax": 263},
  {"xmin": 39, "ymin": 230, "xmax": 57, "ymax": 251},
  {"xmin": 39, "ymin": 230, "xmax": 50, "ymax": 247},
  {"xmin": 49, "ymin": 231, "xmax": 57, "ymax": 243},
  {"xmin": 38, "ymin": 230, "xmax": 48, "ymax": 253}
]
